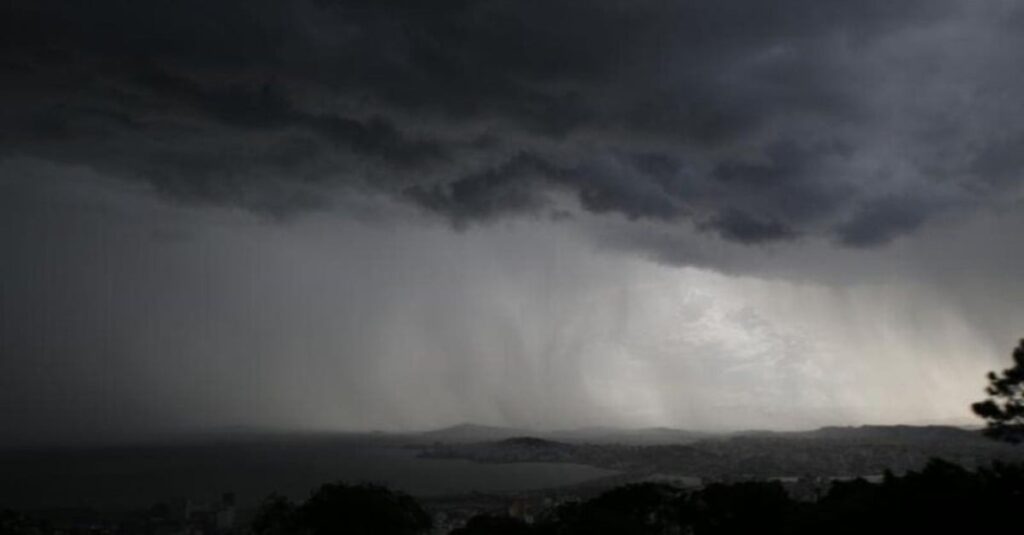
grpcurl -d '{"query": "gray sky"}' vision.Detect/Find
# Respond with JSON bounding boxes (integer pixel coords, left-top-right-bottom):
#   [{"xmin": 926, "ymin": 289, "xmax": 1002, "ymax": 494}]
[{"xmin": 3, "ymin": 1, "xmax": 1024, "ymax": 445}]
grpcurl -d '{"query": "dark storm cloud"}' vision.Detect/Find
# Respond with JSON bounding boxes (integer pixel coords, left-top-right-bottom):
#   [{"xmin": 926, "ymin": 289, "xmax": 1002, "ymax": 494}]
[
  {"xmin": 9, "ymin": 1, "xmax": 1024, "ymax": 444},
  {"xmin": 403, "ymin": 152, "xmax": 554, "ymax": 224},
  {"xmin": 3, "ymin": 0, "xmax": 1023, "ymax": 249},
  {"xmin": 834, "ymin": 196, "xmax": 936, "ymax": 248},
  {"xmin": 704, "ymin": 210, "xmax": 797, "ymax": 245}
]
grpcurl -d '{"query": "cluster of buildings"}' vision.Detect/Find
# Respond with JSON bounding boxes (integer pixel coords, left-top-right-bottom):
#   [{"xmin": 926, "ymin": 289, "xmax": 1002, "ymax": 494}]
[
  {"xmin": 0, "ymin": 493, "xmax": 239, "ymax": 535},
  {"xmin": 179, "ymin": 493, "xmax": 238, "ymax": 534},
  {"xmin": 425, "ymin": 491, "xmax": 582, "ymax": 534}
]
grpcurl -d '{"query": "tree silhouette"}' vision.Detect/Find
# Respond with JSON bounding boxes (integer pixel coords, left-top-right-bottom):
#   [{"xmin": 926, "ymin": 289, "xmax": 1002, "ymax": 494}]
[
  {"xmin": 251, "ymin": 494, "xmax": 298, "ymax": 535},
  {"xmin": 972, "ymin": 339, "xmax": 1024, "ymax": 443},
  {"xmin": 251, "ymin": 483, "xmax": 431, "ymax": 535},
  {"xmin": 536, "ymin": 483, "xmax": 682, "ymax": 535},
  {"xmin": 450, "ymin": 515, "xmax": 533, "ymax": 535},
  {"xmin": 299, "ymin": 483, "xmax": 431, "ymax": 535}
]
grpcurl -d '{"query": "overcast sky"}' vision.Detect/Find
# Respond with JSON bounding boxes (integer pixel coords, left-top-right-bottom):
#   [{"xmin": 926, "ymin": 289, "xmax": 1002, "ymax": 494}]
[{"xmin": 3, "ymin": 1, "xmax": 1024, "ymax": 445}]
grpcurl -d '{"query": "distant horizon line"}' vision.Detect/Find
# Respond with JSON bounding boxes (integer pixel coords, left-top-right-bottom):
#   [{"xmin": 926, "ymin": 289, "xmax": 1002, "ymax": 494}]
[{"xmin": 6, "ymin": 418, "xmax": 985, "ymax": 451}]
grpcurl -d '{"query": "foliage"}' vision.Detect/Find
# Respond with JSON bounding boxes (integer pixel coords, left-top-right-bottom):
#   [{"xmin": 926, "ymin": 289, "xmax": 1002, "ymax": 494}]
[
  {"xmin": 467, "ymin": 459, "xmax": 1024, "ymax": 535},
  {"xmin": 973, "ymin": 339, "xmax": 1024, "ymax": 443},
  {"xmin": 684, "ymin": 481, "xmax": 797, "ymax": 534},
  {"xmin": 450, "ymin": 514, "xmax": 533, "ymax": 535},
  {"xmin": 9, "ymin": 460, "xmax": 1024, "ymax": 535},
  {"xmin": 536, "ymin": 483, "xmax": 682, "ymax": 535},
  {"xmin": 251, "ymin": 494, "xmax": 299, "ymax": 535},
  {"xmin": 251, "ymin": 483, "xmax": 431, "ymax": 535}
]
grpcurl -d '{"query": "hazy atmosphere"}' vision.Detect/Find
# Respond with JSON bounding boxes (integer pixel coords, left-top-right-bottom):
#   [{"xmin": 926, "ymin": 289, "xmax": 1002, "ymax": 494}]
[{"xmin": 4, "ymin": 0, "xmax": 1024, "ymax": 447}]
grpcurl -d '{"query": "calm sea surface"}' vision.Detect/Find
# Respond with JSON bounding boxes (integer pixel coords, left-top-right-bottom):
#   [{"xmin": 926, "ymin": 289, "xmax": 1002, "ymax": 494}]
[{"xmin": 1, "ymin": 442, "xmax": 617, "ymax": 509}]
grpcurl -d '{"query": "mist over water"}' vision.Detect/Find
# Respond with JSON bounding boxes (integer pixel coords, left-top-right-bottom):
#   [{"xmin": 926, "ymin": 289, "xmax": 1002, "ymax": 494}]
[{"xmin": 0, "ymin": 441, "xmax": 616, "ymax": 509}]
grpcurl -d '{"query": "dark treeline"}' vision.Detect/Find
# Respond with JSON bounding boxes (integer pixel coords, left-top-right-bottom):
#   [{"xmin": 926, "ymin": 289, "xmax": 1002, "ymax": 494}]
[
  {"xmin": 519, "ymin": 460, "xmax": 1024, "ymax": 535},
  {"xmin": 4, "ymin": 458, "xmax": 1024, "ymax": 534},
  {"xmin": 244, "ymin": 458, "xmax": 1024, "ymax": 535}
]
